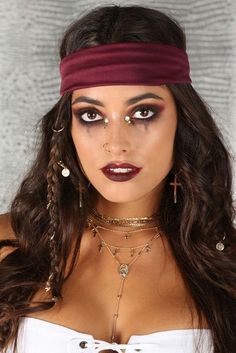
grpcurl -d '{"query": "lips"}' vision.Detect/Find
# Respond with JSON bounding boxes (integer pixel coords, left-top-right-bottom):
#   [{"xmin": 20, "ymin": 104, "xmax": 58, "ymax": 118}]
[{"xmin": 101, "ymin": 163, "xmax": 142, "ymax": 182}]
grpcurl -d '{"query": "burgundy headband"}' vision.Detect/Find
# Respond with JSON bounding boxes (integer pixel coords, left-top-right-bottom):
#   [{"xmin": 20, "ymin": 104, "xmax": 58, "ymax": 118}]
[{"xmin": 60, "ymin": 42, "xmax": 192, "ymax": 95}]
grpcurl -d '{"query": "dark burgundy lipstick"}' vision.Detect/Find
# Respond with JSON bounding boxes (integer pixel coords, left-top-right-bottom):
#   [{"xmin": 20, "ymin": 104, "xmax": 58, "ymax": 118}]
[{"xmin": 101, "ymin": 162, "xmax": 142, "ymax": 182}]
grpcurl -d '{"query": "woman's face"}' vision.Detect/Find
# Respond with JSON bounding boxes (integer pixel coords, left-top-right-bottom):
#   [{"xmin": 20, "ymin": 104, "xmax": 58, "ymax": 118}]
[{"xmin": 71, "ymin": 85, "xmax": 177, "ymax": 210}]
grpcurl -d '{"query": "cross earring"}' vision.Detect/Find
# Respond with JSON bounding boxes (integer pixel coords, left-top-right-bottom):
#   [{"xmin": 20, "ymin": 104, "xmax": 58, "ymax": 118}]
[{"xmin": 169, "ymin": 173, "xmax": 181, "ymax": 204}]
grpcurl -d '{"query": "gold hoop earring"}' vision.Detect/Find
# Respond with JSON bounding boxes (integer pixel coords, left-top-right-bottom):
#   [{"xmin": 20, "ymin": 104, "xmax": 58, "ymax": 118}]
[{"xmin": 52, "ymin": 126, "xmax": 65, "ymax": 133}]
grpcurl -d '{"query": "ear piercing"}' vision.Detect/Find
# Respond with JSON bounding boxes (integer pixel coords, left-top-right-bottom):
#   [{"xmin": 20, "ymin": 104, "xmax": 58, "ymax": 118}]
[{"xmin": 52, "ymin": 126, "xmax": 65, "ymax": 133}]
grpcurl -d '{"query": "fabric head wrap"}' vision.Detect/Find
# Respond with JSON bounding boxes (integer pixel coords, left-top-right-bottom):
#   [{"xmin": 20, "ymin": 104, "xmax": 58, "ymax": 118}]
[{"xmin": 60, "ymin": 42, "xmax": 191, "ymax": 95}]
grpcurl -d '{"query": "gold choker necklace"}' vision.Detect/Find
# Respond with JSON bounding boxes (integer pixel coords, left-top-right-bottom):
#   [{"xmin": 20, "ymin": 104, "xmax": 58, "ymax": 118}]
[
  {"xmin": 90, "ymin": 207, "xmax": 160, "ymax": 227},
  {"xmin": 87, "ymin": 216, "xmax": 162, "ymax": 343},
  {"xmin": 87, "ymin": 216, "xmax": 160, "ymax": 240}
]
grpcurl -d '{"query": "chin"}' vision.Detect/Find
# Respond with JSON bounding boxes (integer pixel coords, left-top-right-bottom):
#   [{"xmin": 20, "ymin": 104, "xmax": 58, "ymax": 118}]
[{"xmin": 93, "ymin": 184, "xmax": 149, "ymax": 204}]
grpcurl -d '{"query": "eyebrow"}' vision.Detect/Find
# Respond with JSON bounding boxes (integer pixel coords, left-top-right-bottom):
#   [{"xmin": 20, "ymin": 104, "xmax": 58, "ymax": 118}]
[{"xmin": 71, "ymin": 92, "xmax": 164, "ymax": 106}]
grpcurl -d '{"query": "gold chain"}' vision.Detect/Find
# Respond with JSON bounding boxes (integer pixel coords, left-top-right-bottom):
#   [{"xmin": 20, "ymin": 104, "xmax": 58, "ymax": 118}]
[
  {"xmin": 88, "ymin": 217, "xmax": 162, "ymax": 343},
  {"xmin": 90, "ymin": 207, "xmax": 160, "ymax": 227},
  {"xmin": 87, "ymin": 216, "xmax": 159, "ymax": 240}
]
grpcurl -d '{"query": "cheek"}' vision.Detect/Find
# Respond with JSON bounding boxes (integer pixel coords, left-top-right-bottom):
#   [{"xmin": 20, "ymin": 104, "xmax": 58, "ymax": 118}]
[
  {"xmin": 72, "ymin": 116, "xmax": 95, "ymax": 137},
  {"xmin": 71, "ymin": 118, "xmax": 101, "ymax": 168},
  {"xmin": 146, "ymin": 119, "xmax": 177, "ymax": 174}
]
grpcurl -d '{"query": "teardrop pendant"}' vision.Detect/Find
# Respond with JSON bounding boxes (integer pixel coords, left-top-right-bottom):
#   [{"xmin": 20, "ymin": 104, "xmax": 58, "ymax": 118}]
[
  {"xmin": 92, "ymin": 227, "xmax": 98, "ymax": 237},
  {"xmin": 112, "ymin": 248, "xmax": 119, "ymax": 255},
  {"xmin": 145, "ymin": 244, "xmax": 151, "ymax": 252},
  {"xmin": 130, "ymin": 248, "xmax": 135, "ymax": 257},
  {"xmin": 98, "ymin": 242, "xmax": 104, "ymax": 252}
]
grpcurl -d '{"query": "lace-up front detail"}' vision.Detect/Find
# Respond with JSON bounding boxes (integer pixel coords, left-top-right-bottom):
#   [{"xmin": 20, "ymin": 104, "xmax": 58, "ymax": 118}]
[
  {"xmin": 68, "ymin": 337, "xmax": 157, "ymax": 352},
  {"xmin": 6, "ymin": 317, "xmax": 213, "ymax": 353}
]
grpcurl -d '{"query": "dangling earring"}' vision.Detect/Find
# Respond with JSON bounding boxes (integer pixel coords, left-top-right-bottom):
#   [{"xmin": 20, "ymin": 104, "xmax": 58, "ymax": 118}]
[
  {"xmin": 216, "ymin": 234, "xmax": 226, "ymax": 251},
  {"xmin": 169, "ymin": 173, "xmax": 181, "ymax": 204},
  {"xmin": 57, "ymin": 160, "xmax": 70, "ymax": 177},
  {"xmin": 79, "ymin": 181, "xmax": 83, "ymax": 208}
]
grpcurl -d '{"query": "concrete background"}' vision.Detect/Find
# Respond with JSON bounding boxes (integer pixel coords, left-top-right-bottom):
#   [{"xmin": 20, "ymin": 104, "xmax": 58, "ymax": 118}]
[{"xmin": 0, "ymin": 0, "xmax": 235, "ymax": 213}]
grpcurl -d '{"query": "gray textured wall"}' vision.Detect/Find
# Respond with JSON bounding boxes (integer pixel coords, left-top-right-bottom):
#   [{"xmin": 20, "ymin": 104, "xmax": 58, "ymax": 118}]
[{"xmin": 0, "ymin": 0, "xmax": 235, "ymax": 213}]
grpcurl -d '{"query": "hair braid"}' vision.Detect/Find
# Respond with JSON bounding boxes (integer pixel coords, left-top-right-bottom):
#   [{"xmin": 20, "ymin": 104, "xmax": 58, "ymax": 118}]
[{"xmin": 45, "ymin": 134, "xmax": 64, "ymax": 301}]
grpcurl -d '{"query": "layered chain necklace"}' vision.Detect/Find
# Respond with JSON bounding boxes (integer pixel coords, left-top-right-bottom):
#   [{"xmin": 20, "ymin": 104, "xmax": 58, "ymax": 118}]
[{"xmin": 86, "ymin": 208, "xmax": 162, "ymax": 343}]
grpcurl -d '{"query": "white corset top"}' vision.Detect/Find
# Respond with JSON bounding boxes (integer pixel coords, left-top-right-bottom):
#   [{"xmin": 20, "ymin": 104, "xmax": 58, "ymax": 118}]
[{"xmin": 7, "ymin": 317, "xmax": 214, "ymax": 353}]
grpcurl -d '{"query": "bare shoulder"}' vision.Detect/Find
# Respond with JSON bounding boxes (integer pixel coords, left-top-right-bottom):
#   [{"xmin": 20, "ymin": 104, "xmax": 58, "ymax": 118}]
[
  {"xmin": 0, "ymin": 213, "xmax": 17, "ymax": 261},
  {"xmin": 0, "ymin": 213, "xmax": 16, "ymax": 239}
]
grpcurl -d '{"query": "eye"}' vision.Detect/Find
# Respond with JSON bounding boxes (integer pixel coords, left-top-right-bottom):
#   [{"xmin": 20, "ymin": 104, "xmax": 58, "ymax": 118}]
[
  {"xmin": 76, "ymin": 109, "xmax": 103, "ymax": 123},
  {"xmin": 132, "ymin": 106, "xmax": 157, "ymax": 120},
  {"xmin": 73, "ymin": 104, "xmax": 162, "ymax": 125}
]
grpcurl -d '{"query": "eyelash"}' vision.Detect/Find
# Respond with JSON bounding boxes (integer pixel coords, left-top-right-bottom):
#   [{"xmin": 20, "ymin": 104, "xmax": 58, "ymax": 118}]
[{"xmin": 73, "ymin": 105, "xmax": 162, "ymax": 125}]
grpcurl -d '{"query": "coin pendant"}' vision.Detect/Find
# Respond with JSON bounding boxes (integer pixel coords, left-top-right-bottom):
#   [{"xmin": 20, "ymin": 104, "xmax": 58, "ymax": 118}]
[
  {"xmin": 119, "ymin": 264, "xmax": 129, "ymax": 278},
  {"xmin": 216, "ymin": 241, "xmax": 224, "ymax": 251}
]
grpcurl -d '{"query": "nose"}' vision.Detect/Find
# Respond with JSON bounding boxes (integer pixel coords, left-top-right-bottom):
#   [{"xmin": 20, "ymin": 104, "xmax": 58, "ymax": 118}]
[{"xmin": 104, "ymin": 117, "xmax": 132, "ymax": 154}]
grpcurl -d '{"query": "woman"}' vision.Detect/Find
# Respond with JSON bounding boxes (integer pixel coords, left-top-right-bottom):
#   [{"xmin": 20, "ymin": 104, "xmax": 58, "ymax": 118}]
[{"xmin": 0, "ymin": 4, "xmax": 235, "ymax": 353}]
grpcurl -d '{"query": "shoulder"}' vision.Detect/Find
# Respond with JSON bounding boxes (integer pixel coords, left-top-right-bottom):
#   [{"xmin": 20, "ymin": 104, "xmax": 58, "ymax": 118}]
[
  {"xmin": 0, "ymin": 213, "xmax": 16, "ymax": 240},
  {"xmin": 0, "ymin": 213, "xmax": 18, "ymax": 261}
]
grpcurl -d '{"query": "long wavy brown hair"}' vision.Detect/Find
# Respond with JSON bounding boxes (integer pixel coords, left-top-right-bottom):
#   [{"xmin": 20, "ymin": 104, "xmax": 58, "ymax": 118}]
[{"xmin": 0, "ymin": 5, "xmax": 235, "ymax": 353}]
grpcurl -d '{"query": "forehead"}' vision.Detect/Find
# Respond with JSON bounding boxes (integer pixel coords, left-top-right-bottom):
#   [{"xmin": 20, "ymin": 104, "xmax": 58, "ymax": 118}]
[{"xmin": 71, "ymin": 84, "xmax": 172, "ymax": 104}]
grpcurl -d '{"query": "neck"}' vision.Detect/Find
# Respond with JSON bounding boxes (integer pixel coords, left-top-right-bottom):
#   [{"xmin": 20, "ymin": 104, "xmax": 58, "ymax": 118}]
[{"xmin": 92, "ymin": 181, "xmax": 164, "ymax": 219}]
